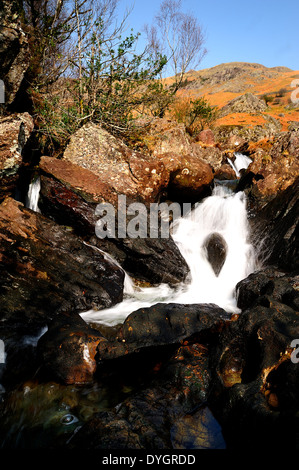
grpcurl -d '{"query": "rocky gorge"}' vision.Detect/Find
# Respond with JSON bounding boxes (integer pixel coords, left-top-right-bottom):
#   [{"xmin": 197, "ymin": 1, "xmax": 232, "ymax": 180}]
[{"xmin": 0, "ymin": 3, "xmax": 299, "ymax": 451}]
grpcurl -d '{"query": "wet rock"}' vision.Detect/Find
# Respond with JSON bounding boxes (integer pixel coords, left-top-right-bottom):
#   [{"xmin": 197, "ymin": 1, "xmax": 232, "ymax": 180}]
[
  {"xmin": 0, "ymin": 197, "xmax": 125, "ymax": 323},
  {"xmin": 0, "ymin": 112, "xmax": 34, "ymax": 201},
  {"xmin": 67, "ymin": 342, "xmax": 216, "ymax": 449},
  {"xmin": 209, "ymin": 283, "xmax": 299, "ymax": 449},
  {"xmin": 96, "ymin": 302, "xmax": 230, "ymax": 362},
  {"xmin": 38, "ymin": 157, "xmax": 190, "ymax": 285},
  {"xmin": 249, "ymin": 176, "xmax": 299, "ymax": 271},
  {"xmin": 37, "ymin": 312, "xmax": 108, "ymax": 385},
  {"xmin": 203, "ymin": 233, "xmax": 228, "ymax": 276}
]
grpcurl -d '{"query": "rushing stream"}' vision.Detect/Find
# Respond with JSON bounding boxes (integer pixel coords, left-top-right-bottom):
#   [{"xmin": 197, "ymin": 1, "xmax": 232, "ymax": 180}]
[{"xmin": 80, "ymin": 182, "xmax": 257, "ymax": 327}]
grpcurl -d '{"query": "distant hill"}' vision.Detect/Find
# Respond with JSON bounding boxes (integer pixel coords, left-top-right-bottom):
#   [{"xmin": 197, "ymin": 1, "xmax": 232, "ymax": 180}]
[{"xmin": 168, "ymin": 62, "xmax": 299, "ymax": 132}]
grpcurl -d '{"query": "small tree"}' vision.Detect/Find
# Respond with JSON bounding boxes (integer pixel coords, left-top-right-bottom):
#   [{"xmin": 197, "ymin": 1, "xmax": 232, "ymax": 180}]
[{"xmin": 172, "ymin": 95, "xmax": 218, "ymax": 135}]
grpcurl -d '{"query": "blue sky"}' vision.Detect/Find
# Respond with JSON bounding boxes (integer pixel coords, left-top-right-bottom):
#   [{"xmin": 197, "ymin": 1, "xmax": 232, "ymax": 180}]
[{"xmin": 117, "ymin": 0, "xmax": 298, "ymax": 72}]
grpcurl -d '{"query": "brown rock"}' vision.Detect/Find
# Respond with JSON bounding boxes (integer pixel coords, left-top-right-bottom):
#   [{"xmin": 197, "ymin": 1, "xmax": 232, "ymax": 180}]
[
  {"xmin": 197, "ymin": 129, "xmax": 216, "ymax": 145},
  {"xmin": 37, "ymin": 312, "xmax": 108, "ymax": 384},
  {"xmin": 63, "ymin": 123, "xmax": 169, "ymax": 204},
  {"xmin": 249, "ymin": 129, "xmax": 299, "ymax": 201}
]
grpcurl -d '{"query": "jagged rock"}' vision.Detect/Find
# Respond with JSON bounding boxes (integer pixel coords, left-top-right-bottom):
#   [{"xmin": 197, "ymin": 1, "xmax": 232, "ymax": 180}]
[
  {"xmin": 0, "ymin": 112, "xmax": 34, "ymax": 200},
  {"xmin": 38, "ymin": 156, "xmax": 190, "ymax": 285},
  {"xmin": 219, "ymin": 93, "xmax": 267, "ymax": 117},
  {"xmin": 0, "ymin": 0, "xmax": 30, "ymax": 107},
  {"xmin": 203, "ymin": 233, "xmax": 228, "ymax": 276},
  {"xmin": 138, "ymin": 118, "xmax": 214, "ymax": 201}
]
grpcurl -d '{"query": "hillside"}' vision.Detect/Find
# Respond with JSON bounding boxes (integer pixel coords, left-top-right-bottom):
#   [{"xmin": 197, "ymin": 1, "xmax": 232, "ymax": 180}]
[{"xmin": 170, "ymin": 62, "xmax": 299, "ymax": 132}]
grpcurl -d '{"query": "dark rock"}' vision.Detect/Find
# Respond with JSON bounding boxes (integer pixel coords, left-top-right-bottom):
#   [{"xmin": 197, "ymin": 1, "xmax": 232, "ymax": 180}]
[
  {"xmin": 202, "ymin": 233, "xmax": 228, "ymax": 276},
  {"xmin": 249, "ymin": 176, "xmax": 299, "ymax": 271},
  {"xmin": 38, "ymin": 157, "xmax": 190, "ymax": 285},
  {"xmin": 209, "ymin": 287, "xmax": 299, "ymax": 449},
  {"xmin": 0, "ymin": 198, "xmax": 124, "ymax": 323},
  {"xmin": 67, "ymin": 342, "xmax": 216, "ymax": 449},
  {"xmin": 96, "ymin": 302, "xmax": 230, "ymax": 362},
  {"xmin": 37, "ymin": 312, "xmax": 108, "ymax": 384}
]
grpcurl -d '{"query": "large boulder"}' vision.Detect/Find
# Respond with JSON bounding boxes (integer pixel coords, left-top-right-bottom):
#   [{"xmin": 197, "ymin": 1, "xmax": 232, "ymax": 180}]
[
  {"xmin": 142, "ymin": 118, "xmax": 214, "ymax": 201},
  {"xmin": 0, "ymin": 112, "xmax": 34, "ymax": 201},
  {"xmin": 96, "ymin": 302, "xmax": 230, "ymax": 362},
  {"xmin": 38, "ymin": 156, "xmax": 190, "ymax": 285},
  {"xmin": 63, "ymin": 123, "xmax": 169, "ymax": 204}
]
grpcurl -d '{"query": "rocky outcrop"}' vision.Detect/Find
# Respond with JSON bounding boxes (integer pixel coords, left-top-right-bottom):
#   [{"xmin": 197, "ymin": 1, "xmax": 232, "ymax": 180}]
[
  {"xmin": 38, "ymin": 155, "xmax": 190, "ymax": 286},
  {"xmin": 220, "ymin": 93, "xmax": 267, "ymax": 117},
  {"xmin": 0, "ymin": 0, "xmax": 30, "ymax": 107},
  {"xmin": 0, "ymin": 112, "xmax": 34, "ymax": 201}
]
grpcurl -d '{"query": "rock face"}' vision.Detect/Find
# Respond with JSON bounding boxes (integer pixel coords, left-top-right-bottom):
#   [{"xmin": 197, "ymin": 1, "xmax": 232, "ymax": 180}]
[
  {"xmin": 0, "ymin": 113, "xmax": 34, "ymax": 201},
  {"xmin": 249, "ymin": 176, "xmax": 299, "ymax": 272},
  {"xmin": 0, "ymin": 197, "xmax": 125, "ymax": 324},
  {"xmin": 0, "ymin": 0, "xmax": 30, "ymax": 107},
  {"xmin": 203, "ymin": 233, "xmax": 228, "ymax": 276},
  {"xmin": 39, "ymin": 156, "xmax": 190, "ymax": 285}
]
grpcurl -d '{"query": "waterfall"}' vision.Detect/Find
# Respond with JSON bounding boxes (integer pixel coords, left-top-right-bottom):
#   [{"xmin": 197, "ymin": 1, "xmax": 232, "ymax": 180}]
[
  {"xmin": 26, "ymin": 176, "xmax": 41, "ymax": 213},
  {"xmin": 80, "ymin": 184, "xmax": 257, "ymax": 327},
  {"xmin": 227, "ymin": 152, "xmax": 252, "ymax": 177}
]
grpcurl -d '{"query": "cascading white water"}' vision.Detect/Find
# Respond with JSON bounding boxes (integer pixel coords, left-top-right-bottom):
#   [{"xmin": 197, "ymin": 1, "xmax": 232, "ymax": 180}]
[
  {"xmin": 80, "ymin": 184, "xmax": 258, "ymax": 327},
  {"xmin": 26, "ymin": 177, "xmax": 41, "ymax": 213},
  {"xmin": 227, "ymin": 152, "xmax": 252, "ymax": 177}
]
